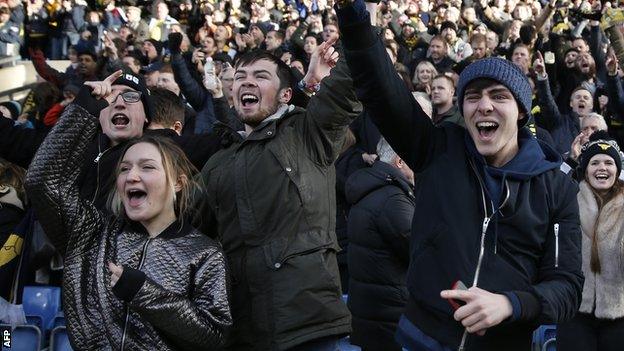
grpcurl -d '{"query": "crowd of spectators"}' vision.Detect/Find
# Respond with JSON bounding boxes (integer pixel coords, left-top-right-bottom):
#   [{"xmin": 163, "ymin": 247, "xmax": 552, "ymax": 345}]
[{"xmin": 1, "ymin": 0, "xmax": 624, "ymax": 349}]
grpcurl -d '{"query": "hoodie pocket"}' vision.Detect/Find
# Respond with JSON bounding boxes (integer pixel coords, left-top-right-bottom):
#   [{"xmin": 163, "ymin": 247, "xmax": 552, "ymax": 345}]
[{"xmin": 554, "ymin": 223, "xmax": 560, "ymax": 268}]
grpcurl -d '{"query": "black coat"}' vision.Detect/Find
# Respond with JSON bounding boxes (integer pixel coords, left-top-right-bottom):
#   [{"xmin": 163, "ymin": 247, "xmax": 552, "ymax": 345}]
[
  {"xmin": 338, "ymin": 11, "xmax": 583, "ymax": 350},
  {"xmin": 345, "ymin": 161, "xmax": 414, "ymax": 351}
]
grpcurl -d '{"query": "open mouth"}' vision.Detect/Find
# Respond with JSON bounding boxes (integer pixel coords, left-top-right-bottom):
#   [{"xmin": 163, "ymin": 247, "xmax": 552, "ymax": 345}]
[
  {"xmin": 476, "ymin": 121, "xmax": 499, "ymax": 139},
  {"xmin": 112, "ymin": 114, "xmax": 130, "ymax": 126},
  {"xmin": 126, "ymin": 189, "xmax": 147, "ymax": 207},
  {"xmin": 595, "ymin": 173, "xmax": 610, "ymax": 181},
  {"xmin": 240, "ymin": 93, "xmax": 259, "ymax": 107}
]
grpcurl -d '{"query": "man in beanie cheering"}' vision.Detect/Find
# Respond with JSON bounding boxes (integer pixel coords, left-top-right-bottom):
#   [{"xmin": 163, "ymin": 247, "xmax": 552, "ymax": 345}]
[{"xmin": 335, "ymin": 1, "xmax": 583, "ymax": 350}]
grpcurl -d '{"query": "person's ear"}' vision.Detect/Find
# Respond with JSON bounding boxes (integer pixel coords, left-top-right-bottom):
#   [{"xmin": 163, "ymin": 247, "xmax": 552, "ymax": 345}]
[
  {"xmin": 174, "ymin": 174, "xmax": 187, "ymax": 193},
  {"xmin": 395, "ymin": 156, "xmax": 404, "ymax": 168},
  {"xmin": 279, "ymin": 87, "xmax": 292, "ymax": 104},
  {"xmin": 173, "ymin": 121, "xmax": 183, "ymax": 135},
  {"xmin": 518, "ymin": 112, "xmax": 526, "ymax": 122}
]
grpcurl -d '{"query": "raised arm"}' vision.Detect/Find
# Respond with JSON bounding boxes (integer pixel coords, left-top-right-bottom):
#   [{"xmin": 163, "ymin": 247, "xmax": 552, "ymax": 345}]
[
  {"xmin": 29, "ymin": 47, "xmax": 66, "ymax": 88},
  {"xmin": 24, "ymin": 72, "xmax": 122, "ymax": 256},
  {"xmin": 336, "ymin": 0, "xmax": 436, "ymax": 172},
  {"xmin": 299, "ymin": 37, "xmax": 362, "ymax": 165},
  {"xmin": 168, "ymin": 33, "xmax": 209, "ymax": 111},
  {"xmin": 605, "ymin": 51, "xmax": 624, "ymax": 120},
  {"xmin": 533, "ymin": 52, "xmax": 564, "ymax": 131}
]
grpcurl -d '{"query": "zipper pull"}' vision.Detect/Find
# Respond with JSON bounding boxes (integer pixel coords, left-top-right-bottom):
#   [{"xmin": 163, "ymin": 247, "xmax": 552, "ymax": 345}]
[
  {"xmin": 94, "ymin": 152, "xmax": 103, "ymax": 163},
  {"xmin": 554, "ymin": 223, "xmax": 560, "ymax": 268},
  {"xmin": 482, "ymin": 217, "xmax": 490, "ymax": 235}
]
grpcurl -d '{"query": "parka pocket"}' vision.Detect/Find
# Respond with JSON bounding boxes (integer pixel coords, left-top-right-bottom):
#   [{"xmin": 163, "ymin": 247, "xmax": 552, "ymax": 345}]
[{"xmin": 259, "ymin": 238, "xmax": 349, "ymax": 338}]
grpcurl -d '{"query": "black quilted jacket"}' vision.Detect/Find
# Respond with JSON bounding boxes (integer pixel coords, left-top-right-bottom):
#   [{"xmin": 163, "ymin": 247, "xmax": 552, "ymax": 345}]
[{"xmin": 25, "ymin": 104, "xmax": 232, "ymax": 350}]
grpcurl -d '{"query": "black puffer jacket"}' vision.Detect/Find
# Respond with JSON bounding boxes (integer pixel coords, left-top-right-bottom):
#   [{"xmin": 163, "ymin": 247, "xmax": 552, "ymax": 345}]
[
  {"xmin": 26, "ymin": 103, "xmax": 232, "ymax": 350},
  {"xmin": 345, "ymin": 161, "xmax": 414, "ymax": 351}
]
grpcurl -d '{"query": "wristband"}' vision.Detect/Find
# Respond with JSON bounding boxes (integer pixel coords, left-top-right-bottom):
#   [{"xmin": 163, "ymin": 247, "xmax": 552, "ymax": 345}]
[{"xmin": 298, "ymin": 79, "xmax": 321, "ymax": 96}]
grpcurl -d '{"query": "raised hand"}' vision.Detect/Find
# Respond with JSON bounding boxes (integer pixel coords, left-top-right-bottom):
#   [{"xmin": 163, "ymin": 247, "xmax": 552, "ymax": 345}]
[
  {"xmin": 303, "ymin": 36, "xmax": 339, "ymax": 86},
  {"xmin": 83, "ymin": 70, "xmax": 124, "ymax": 104},
  {"xmin": 533, "ymin": 51, "xmax": 546, "ymax": 78},
  {"xmin": 570, "ymin": 132, "xmax": 585, "ymax": 161},
  {"xmin": 606, "ymin": 48, "xmax": 619, "ymax": 76},
  {"xmin": 168, "ymin": 32, "xmax": 183, "ymax": 54},
  {"xmin": 103, "ymin": 32, "xmax": 118, "ymax": 59}
]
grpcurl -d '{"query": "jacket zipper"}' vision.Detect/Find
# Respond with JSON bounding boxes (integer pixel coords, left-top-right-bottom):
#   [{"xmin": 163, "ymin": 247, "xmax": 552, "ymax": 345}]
[
  {"xmin": 554, "ymin": 223, "xmax": 560, "ymax": 268},
  {"xmin": 92, "ymin": 142, "xmax": 111, "ymax": 203},
  {"xmin": 120, "ymin": 238, "xmax": 151, "ymax": 351},
  {"xmin": 459, "ymin": 161, "xmax": 510, "ymax": 351}
]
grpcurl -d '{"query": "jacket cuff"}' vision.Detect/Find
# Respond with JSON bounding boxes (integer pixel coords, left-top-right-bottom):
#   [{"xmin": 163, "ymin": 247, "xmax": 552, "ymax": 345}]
[
  {"xmin": 512, "ymin": 290, "xmax": 542, "ymax": 322},
  {"xmin": 336, "ymin": 0, "xmax": 377, "ymax": 51},
  {"xmin": 112, "ymin": 267, "xmax": 146, "ymax": 303},
  {"xmin": 501, "ymin": 291, "xmax": 521, "ymax": 322},
  {"xmin": 73, "ymin": 86, "xmax": 109, "ymax": 118}
]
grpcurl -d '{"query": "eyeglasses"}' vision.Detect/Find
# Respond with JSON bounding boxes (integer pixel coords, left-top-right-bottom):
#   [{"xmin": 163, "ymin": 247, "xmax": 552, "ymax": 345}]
[{"xmin": 114, "ymin": 91, "xmax": 142, "ymax": 103}]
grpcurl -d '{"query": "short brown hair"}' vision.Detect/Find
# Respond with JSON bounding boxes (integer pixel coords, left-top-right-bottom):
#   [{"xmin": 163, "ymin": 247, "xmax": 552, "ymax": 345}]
[{"xmin": 150, "ymin": 88, "xmax": 185, "ymax": 129}]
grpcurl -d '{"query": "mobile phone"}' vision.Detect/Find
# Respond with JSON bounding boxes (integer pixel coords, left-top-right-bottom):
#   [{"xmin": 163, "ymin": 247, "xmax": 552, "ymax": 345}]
[{"xmin": 447, "ymin": 280, "xmax": 468, "ymax": 311}]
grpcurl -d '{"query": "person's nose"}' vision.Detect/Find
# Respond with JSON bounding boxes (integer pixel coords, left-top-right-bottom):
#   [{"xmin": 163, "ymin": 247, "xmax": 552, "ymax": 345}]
[
  {"xmin": 126, "ymin": 167, "xmax": 140, "ymax": 182},
  {"xmin": 477, "ymin": 96, "xmax": 494, "ymax": 114}
]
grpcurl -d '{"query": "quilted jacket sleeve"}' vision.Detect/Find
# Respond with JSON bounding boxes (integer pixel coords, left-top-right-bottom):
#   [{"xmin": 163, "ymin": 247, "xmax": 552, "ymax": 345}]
[
  {"xmin": 128, "ymin": 247, "xmax": 231, "ymax": 350},
  {"xmin": 25, "ymin": 103, "xmax": 104, "ymax": 257}
]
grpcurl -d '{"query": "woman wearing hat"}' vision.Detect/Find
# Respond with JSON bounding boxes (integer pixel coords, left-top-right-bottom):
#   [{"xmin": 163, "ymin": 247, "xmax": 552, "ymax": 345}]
[{"xmin": 558, "ymin": 130, "xmax": 624, "ymax": 350}]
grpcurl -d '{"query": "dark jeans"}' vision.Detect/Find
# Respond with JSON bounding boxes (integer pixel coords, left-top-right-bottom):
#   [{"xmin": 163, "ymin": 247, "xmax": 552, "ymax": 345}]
[
  {"xmin": 287, "ymin": 336, "xmax": 342, "ymax": 351},
  {"xmin": 557, "ymin": 312, "xmax": 624, "ymax": 351}
]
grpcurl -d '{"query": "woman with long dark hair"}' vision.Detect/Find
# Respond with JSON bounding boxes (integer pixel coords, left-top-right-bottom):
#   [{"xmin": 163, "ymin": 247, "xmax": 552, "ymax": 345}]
[{"xmin": 558, "ymin": 130, "xmax": 624, "ymax": 351}]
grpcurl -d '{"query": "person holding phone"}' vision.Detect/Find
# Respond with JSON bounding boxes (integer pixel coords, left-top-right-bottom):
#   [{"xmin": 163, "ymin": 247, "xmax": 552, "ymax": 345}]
[{"xmin": 336, "ymin": 1, "xmax": 583, "ymax": 350}]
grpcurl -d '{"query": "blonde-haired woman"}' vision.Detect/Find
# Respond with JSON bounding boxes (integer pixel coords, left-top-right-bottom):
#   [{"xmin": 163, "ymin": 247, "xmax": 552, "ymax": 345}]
[
  {"xmin": 558, "ymin": 131, "xmax": 624, "ymax": 351},
  {"xmin": 412, "ymin": 61, "xmax": 438, "ymax": 95},
  {"xmin": 26, "ymin": 71, "xmax": 231, "ymax": 350}
]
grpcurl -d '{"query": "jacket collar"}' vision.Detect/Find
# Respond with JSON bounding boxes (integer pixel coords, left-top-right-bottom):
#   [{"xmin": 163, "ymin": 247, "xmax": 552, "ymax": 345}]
[
  {"xmin": 125, "ymin": 219, "xmax": 192, "ymax": 239},
  {"xmin": 242, "ymin": 104, "xmax": 294, "ymax": 141}
]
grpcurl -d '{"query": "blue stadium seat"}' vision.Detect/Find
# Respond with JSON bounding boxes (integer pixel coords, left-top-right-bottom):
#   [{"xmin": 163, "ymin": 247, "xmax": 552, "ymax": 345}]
[
  {"xmin": 532, "ymin": 325, "xmax": 556, "ymax": 351},
  {"xmin": 337, "ymin": 337, "xmax": 361, "ymax": 351},
  {"xmin": 21, "ymin": 286, "xmax": 61, "ymax": 332},
  {"xmin": 0, "ymin": 324, "xmax": 41, "ymax": 351},
  {"xmin": 50, "ymin": 326, "xmax": 73, "ymax": 351},
  {"xmin": 52, "ymin": 312, "xmax": 66, "ymax": 328},
  {"xmin": 24, "ymin": 316, "xmax": 43, "ymax": 331}
]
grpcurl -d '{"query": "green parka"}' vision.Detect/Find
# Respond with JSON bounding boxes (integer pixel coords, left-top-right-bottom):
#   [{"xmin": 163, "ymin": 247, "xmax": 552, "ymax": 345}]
[{"xmin": 198, "ymin": 57, "xmax": 363, "ymax": 350}]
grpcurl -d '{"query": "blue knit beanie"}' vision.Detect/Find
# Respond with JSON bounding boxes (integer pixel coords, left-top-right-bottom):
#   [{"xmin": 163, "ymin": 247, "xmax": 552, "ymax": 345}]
[{"xmin": 456, "ymin": 57, "xmax": 533, "ymax": 127}]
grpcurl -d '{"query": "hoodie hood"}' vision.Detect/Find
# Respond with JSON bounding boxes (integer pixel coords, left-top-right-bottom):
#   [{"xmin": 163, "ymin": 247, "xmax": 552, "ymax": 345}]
[
  {"xmin": 466, "ymin": 127, "xmax": 562, "ymax": 179},
  {"xmin": 465, "ymin": 127, "xmax": 561, "ymax": 205},
  {"xmin": 345, "ymin": 161, "xmax": 413, "ymax": 205}
]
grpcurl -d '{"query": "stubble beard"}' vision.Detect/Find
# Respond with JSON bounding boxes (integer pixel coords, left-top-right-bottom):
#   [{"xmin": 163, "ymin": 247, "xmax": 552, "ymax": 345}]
[{"xmin": 238, "ymin": 99, "xmax": 282, "ymax": 128}]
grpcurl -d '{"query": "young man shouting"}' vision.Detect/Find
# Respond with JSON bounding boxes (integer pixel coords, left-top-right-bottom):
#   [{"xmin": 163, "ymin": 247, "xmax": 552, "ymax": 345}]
[{"xmin": 336, "ymin": 1, "xmax": 583, "ymax": 350}]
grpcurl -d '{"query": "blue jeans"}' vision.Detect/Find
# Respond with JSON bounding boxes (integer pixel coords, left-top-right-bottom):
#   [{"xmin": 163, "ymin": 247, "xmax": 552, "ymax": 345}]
[{"xmin": 288, "ymin": 336, "xmax": 342, "ymax": 351}]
